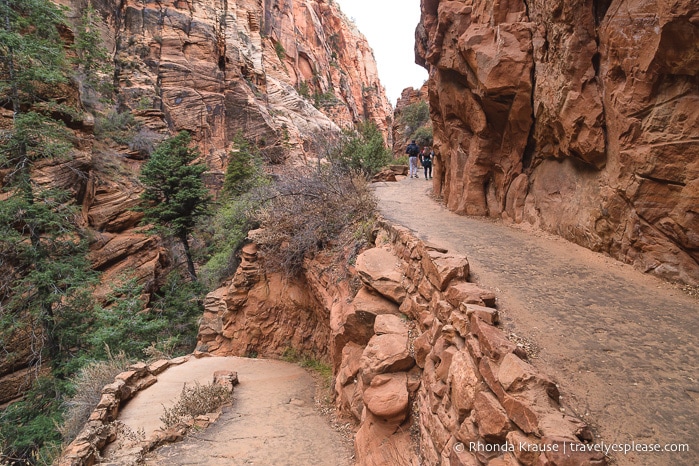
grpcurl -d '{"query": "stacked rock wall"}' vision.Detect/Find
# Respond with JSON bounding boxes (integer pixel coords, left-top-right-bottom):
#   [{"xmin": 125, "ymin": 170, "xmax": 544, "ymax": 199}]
[
  {"xmin": 416, "ymin": 0, "xmax": 699, "ymax": 285},
  {"xmin": 197, "ymin": 218, "xmax": 607, "ymax": 465},
  {"xmin": 58, "ymin": 355, "xmax": 237, "ymax": 466}
]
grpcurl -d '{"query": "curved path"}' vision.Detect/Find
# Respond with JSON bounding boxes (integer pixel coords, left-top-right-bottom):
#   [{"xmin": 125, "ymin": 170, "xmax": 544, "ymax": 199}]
[
  {"xmin": 115, "ymin": 357, "xmax": 352, "ymax": 465},
  {"xmin": 374, "ymin": 178, "xmax": 698, "ymax": 466}
]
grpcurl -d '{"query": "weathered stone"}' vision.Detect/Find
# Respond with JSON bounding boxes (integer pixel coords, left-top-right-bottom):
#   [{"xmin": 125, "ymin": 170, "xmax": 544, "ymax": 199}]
[
  {"xmin": 448, "ymin": 351, "xmax": 482, "ymax": 420},
  {"xmin": 354, "ymin": 286, "xmax": 401, "ymax": 317},
  {"xmin": 336, "ymin": 342, "xmax": 366, "ymax": 386},
  {"xmin": 471, "ymin": 316, "xmax": 523, "ymax": 362},
  {"xmin": 538, "ymin": 413, "xmax": 593, "ymax": 444},
  {"xmin": 101, "ymin": 379, "xmax": 126, "ymax": 396},
  {"xmin": 417, "ymin": 0, "xmax": 699, "ymax": 285},
  {"xmin": 507, "ymin": 430, "xmax": 541, "ymax": 466},
  {"xmin": 474, "ymin": 391, "xmax": 513, "ymax": 442},
  {"xmin": 355, "ymin": 248, "xmax": 408, "ymax": 304},
  {"xmin": 486, "ymin": 453, "xmax": 521, "ymax": 466},
  {"xmin": 407, "ymin": 366, "xmax": 422, "ymax": 394},
  {"xmin": 501, "ymin": 393, "xmax": 542, "ymax": 436},
  {"xmin": 498, "ymin": 353, "xmax": 559, "ymax": 400},
  {"xmin": 435, "ymin": 345, "xmax": 458, "ymax": 383},
  {"xmin": 449, "ymin": 309, "xmax": 470, "ymax": 337},
  {"xmin": 433, "ymin": 298, "xmax": 455, "ymax": 323},
  {"xmin": 363, "ymin": 372, "xmax": 409, "ymax": 423},
  {"xmin": 422, "ymin": 250, "xmax": 470, "ymax": 291},
  {"xmin": 445, "ymin": 282, "xmax": 497, "ymax": 308},
  {"xmin": 360, "ymin": 333, "xmax": 415, "ymax": 384},
  {"xmin": 414, "ymin": 331, "xmax": 432, "ymax": 369},
  {"xmin": 374, "ymin": 314, "xmax": 409, "ymax": 336},
  {"xmin": 479, "ymin": 357, "xmax": 506, "ymax": 402},
  {"xmin": 462, "ymin": 303, "xmax": 499, "ymax": 325},
  {"xmin": 213, "ymin": 370, "xmax": 239, "ymax": 392},
  {"xmin": 147, "ymin": 359, "xmax": 170, "ymax": 375},
  {"xmin": 418, "ymin": 275, "xmax": 436, "ymax": 300}
]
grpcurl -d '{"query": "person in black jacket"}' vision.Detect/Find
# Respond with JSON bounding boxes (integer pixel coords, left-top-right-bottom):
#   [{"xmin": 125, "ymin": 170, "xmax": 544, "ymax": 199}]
[
  {"xmin": 406, "ymin": 140, "xmax": 420, "ymax": 178},
  {"xmin": 420, "ymin": 147, "xmax": 432, "ymax": 180}
]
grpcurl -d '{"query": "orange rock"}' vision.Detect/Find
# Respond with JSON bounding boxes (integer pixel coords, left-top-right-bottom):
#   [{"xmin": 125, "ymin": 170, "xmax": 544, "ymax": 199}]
[
  {"xmin": 417, "ymin": 0, "xmax": 699, "ymax": 285},
  {"xmin": 363, "ymin": 372, "xmax": 409, "ymax": 423}
]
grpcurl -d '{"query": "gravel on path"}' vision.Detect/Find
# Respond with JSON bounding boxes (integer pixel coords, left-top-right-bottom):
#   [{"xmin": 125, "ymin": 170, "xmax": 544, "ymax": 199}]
[{"xmin": 374, "ymin": 178, "xmax": 698, "ymax": 466}]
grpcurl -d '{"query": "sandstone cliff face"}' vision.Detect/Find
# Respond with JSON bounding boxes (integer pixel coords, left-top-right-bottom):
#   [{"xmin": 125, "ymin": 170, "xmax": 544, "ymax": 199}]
[
  {"xmin": 89, "ymin": 0, "xmax": 391, "ymax": 169},
  {"xmin": 81, "ymin": 0, "xmax": 392, "ymax": 289},
  {"xmin": 0, "ymin": 0, "xmax": 391, "ymax": 405},
  {"xmin": 392, "ymin": 83, "xmax": 430, "ymax": 156},
  {"xmin": 417, "ymin": 0, "xmax": 699, "ymax": 284}
]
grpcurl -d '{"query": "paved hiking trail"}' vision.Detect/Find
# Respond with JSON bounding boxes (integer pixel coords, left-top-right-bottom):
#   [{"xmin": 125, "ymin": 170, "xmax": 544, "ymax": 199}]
[
  {"xmin": 115, "ymin": 357, "xmax": 352, "ymax": 465},
  {"xmin": 374, "ymin": 178, "xmax": 698, "ymax": 466}
]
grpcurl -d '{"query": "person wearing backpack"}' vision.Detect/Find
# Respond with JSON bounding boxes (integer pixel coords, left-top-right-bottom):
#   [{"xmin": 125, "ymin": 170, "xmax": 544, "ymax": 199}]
[
  {"xmin": 420, "ymin": 147, "xmax": 433, "ymax": 180},
  {"xmin": 406, "ymin": 140, "xmax": 420, "ymax": 178}
]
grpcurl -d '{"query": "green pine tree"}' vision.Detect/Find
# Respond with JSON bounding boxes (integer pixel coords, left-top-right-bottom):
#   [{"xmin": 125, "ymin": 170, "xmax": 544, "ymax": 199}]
[
  {"xmin": 139, "ymin": 131, "xmax": 211, "ymax": 281},
  {"xmin": 339, "ymin": 120, "xmax": 391, "ymax": 176},
  {"xmin": 72, "ymin": 2, "xmax": 114, "ymax": 99},
  {"xmin": 0, "ymin": 0, "xmax": 95, "ymax": 368},
  {"xmin": 0, "ymin": 0, "xmax": 97, "ymax": 460}
]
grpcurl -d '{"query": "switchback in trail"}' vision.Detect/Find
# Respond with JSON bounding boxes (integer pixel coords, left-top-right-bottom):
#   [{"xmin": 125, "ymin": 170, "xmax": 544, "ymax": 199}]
[
  {"xmin": 373, "ymin": 178, "xmax": 698, "ymax": 466},
  {"xmin": 114, "ymin": 357, "xmax": 353, "ymax": 466}
]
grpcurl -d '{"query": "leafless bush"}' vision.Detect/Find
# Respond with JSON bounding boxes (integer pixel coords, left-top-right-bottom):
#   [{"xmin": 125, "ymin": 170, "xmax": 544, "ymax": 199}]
[
  {"xmin": 128, "ymin": 128, "xmax": 164, "ymax": 158},
  {"xmin": 252, "ymin": 164, "xmax": 376, "ymax": 276},
  {"xmin": 60, "ymin": 349, "xmax": 132, "ymax": 444},
  {"xmin": 160, "ymin": 382, "xmax": 231, "ymax": 429},
  {"xmin": 110, "ymin": 420, "xmax": 146, "ymax": 449}
]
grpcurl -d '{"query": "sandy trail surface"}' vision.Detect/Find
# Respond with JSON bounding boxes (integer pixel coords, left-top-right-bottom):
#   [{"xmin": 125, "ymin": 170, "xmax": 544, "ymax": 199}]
[
  {"xmin": 115, "ymin": 356, "xmax": 352, "ymax": 465},
  {"xmin": 374, "ymin": 178, "xmax": 698, "ymax": 466}
]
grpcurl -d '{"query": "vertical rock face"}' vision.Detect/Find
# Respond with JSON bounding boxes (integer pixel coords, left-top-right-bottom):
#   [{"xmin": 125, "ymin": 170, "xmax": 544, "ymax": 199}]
[
  {"xmin": 418, "ymin": 0, "xmax": 699, "ymax": 284},
  {"xmin": 392, "ymin": 83, "xmax": 430, "ymax": 156},
  {"xmin": 91, "ymin": 0, "xmax": 391, "ymax": 170},
  {"xmin": 0, "ymin": 0, "xmax": 392, "ymax": 405},
  {"xmin": 83, "ymin": 0, "xmax": 393, "ymax": 283}
]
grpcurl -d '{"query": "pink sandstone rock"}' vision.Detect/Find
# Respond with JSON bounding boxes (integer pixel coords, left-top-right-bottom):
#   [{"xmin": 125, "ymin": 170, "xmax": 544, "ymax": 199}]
[
  {"xmin": 417, "ymin": 0, "xmax": 699, "ymax": 285},
  {"xmin": 355, "ymin": 247, "xmax": 408, "ymax": 304},
  {"xmin": 363, "ymin": 372, "xmax": 410, "ymax": 423}
]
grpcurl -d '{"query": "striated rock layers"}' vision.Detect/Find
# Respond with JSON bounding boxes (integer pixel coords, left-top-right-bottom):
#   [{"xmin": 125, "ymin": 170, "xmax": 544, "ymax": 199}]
[
  {"xmin": 197, "ymin": 220, "xmax": 604, "ymax": 466},
  {"xmin": 0, "ymin": 0, "xmax": 391, "ymax": 405},
  {"xmin": 88, "ymin": 0, "xmax": 392, "ymax": 171},
  {"xmin": 417, "ymin": 0, "xmax": 699, "ymax": 284},
  {"xmin": 79, "ymin": 0, "xmax": 392, "ymax": 289}
]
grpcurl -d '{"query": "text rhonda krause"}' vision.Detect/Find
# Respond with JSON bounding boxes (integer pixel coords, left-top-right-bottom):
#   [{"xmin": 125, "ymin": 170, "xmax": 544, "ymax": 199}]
[{"xmin": 464, "ymin": 441, "xmax": 690, "ymax": 455}]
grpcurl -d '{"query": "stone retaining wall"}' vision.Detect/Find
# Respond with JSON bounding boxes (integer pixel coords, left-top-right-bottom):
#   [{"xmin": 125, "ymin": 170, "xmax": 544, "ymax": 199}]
[
  {"xmin": 58, "ymin": 355, "xmax": 236, "ymax": 466},
  {"xmin": 333, "ymin": 218, "xmax": 606, "ymax": 465}
]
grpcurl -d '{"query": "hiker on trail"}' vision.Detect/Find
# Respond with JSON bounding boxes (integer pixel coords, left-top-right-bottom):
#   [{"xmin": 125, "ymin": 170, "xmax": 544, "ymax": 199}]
[
  {"xmin": 406, "ymin": 140, "xmax": 420, "ymax": 178},
  {"xmin": 420, "ymin": 147, "xmax": 433, "ymax": 180}
]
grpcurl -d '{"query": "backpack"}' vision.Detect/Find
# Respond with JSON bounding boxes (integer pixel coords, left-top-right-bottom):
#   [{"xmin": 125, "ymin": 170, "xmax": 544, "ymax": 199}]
[
  {"xmin": 422, "ymin": 154, "xmax": 431, "ymax": 167},
  {"xmin": 406, "ymin": 143, "xmax": 419, "ymax": 157}
]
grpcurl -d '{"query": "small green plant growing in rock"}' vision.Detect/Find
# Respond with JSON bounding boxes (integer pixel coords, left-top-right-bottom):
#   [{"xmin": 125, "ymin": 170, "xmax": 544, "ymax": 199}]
[
  {"xmin": 399, "ymin": 101, "xmax": 430, "ymax": 136},
  {"xmin": 281, "ymin": 347, "xmax": 333, "ymax": 388},
  {"xmin": 160, "ymin": 382, "xmax": 231, "ymax": 429},
  {"xmin": 274, "ymin": 41, "xmax": 286, "ymax": 61},
  {"xmin": 297, "ymin": 80, "xmax": 310, "ymax": 99}
]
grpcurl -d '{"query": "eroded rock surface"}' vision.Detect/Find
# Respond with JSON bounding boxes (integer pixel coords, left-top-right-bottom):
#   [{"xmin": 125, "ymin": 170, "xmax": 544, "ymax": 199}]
[{"xmin": 417, "ymin": 0, "xmax": 699, "ymax": 284}]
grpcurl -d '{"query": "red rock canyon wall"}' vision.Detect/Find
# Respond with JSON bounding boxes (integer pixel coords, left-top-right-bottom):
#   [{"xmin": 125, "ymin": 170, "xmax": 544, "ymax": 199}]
[
  {"xmin": 0, "ymin": 0, "xmax": 391, "ymax": 405},
  {"xmin": 417, "ymin": 0, "xmax": 699, "ymax": 284}
]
